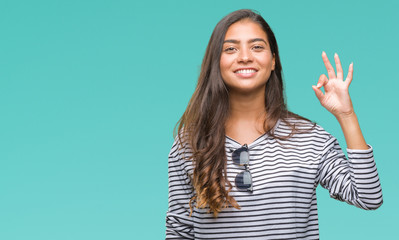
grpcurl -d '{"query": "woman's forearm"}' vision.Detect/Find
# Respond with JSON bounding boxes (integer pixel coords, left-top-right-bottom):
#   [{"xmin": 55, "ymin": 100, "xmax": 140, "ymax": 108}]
[{"xmin": 336, "ymin": 112, "xmax": 369, "ymax": 150}]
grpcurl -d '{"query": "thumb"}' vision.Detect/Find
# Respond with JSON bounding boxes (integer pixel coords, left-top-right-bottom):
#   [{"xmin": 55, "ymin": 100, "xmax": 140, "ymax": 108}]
[{"xmin": 312, "ymin": 85, "xmax": 325, "ymax": 103}]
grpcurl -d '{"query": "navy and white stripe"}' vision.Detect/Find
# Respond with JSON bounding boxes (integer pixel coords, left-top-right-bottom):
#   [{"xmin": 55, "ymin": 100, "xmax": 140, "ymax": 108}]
[{"xmin": 165, "ymin": 118, "xmax": 383, "ymax": 239}]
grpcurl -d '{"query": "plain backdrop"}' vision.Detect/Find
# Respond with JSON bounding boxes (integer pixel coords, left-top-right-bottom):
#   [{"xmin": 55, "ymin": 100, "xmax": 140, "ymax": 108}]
[{"xmin": 1, "ymin": 0, "xmax": 398, "ymax": 239}]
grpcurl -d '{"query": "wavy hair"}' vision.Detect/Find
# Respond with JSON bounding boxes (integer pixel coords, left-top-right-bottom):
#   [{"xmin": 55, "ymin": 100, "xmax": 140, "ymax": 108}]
[{"xmin": 173, "ymin": 9, "xmax": 314, "ymax": 218}]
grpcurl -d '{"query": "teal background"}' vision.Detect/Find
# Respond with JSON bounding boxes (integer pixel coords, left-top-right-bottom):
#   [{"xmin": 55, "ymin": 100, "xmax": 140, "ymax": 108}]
[{"xmin": 0, "ymin": 0, "xmax": 397, "ymax": 239}]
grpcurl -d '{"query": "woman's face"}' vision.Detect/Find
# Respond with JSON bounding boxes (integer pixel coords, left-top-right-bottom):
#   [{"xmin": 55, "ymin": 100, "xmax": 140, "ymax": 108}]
[{"xmin": 220, "ymin": 20, "xmax": 275, "ymax": 94}]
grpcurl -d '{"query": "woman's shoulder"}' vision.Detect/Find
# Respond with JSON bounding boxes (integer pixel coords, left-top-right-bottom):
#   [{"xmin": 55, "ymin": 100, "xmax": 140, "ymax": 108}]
[
  {"xmin": 275, "ymin": 116, "xmax": 332, "ymax": 140},
  {"xmin": 169, "ymin": 128, "xmax": 193, "ymax": 160}
]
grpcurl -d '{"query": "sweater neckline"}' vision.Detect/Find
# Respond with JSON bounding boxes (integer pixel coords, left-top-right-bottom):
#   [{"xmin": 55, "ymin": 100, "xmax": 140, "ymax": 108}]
[{"xmin": 225, "ymin": 119, "xmax": 281, "ymax": 149}]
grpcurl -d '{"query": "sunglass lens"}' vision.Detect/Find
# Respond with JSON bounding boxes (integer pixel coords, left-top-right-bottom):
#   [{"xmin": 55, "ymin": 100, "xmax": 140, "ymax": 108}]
[
  {"xmin": 232, "ymin": 147, "xmax": 249, "ymax": 165},
  {"xmin": 235, "ymin": 170, "xmax": 252, "ymax": 190}
]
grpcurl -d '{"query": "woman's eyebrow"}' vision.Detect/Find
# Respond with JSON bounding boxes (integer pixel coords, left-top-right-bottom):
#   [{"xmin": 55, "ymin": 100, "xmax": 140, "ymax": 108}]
[{"xmin": 223, "ymin": 38, "xmax": 267, "ymax": 44}]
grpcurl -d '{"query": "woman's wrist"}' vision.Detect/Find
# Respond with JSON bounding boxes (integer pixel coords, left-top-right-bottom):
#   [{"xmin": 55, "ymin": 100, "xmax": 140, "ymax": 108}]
[
  {"xmin": 335, "ymin": 111, "xmax": 357, "ymax": 126},
  {"xmin": 335, "ymin": 112, "xmax": 369, "ymax": 150}
]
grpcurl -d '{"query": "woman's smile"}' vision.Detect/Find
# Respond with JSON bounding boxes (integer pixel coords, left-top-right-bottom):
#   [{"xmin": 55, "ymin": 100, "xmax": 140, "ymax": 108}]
[{"xmin": 234, "ymin": 68, "xmax": 258, "ymax": 78}]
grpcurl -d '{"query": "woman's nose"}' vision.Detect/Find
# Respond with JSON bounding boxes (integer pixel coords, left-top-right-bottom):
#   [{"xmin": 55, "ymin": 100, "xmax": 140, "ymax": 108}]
[{"xmin": 237, "ymin": 48, "xmax": 253, "ymax": 63}]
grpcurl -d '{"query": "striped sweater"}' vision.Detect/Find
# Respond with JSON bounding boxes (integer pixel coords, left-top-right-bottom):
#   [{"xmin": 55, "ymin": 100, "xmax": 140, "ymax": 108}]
[{"xmin": 165, "ymin": 118, "xmax": 383, "ymax": 239}]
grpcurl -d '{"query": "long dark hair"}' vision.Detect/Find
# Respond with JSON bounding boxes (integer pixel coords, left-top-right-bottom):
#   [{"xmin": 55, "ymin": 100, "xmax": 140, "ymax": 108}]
[{"xmin": 174, "ymin": 9, "xmax": 313, "ymax": 218}]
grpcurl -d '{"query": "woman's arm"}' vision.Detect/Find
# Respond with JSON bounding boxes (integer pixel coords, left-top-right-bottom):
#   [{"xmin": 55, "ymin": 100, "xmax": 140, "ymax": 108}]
[
  {"xmin": 312, "ymin": 51, "xmax": 368, "ymax": 150},
  {"xmin": 166, "ymin": 139, "xmax": 195, "ymax": 239},
  {"xmin": 316, "ymin": 133, "xmax": 383, "ymax": 210},
  {"xmin": 336, "ymin": 112, "xmax": 368, "ymax": 149}
]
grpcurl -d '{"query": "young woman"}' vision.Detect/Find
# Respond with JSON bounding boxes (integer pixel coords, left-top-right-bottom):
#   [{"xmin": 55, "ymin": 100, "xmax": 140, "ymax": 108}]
[{"xmin": 166, "ymin": 9, "xmax": 383, "ymax": 239}]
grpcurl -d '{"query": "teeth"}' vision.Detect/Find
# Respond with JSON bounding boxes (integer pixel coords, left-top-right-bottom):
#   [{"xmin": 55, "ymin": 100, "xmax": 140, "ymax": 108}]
[{"xmin": 236, "ymin": 69, "xmax": 256, "ymax": 74}]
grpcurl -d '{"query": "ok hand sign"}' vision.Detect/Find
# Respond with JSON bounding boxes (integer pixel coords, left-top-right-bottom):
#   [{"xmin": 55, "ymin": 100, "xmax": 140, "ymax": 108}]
[{"xmin": 312, "ymin": 52, "xmax": 355, "ymax": 120}]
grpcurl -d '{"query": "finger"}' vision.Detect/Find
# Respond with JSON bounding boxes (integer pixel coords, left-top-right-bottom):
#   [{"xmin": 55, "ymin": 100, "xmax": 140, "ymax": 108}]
[
  {"xmin": 316, "ymin": 74, "xmax": 329, "ymax": 89},
  {"xmin": 312, "ymin": 85, "xmax": 325, "ymax": 103},
  {"xmin": 345, "ymin": 62, "xmax": 354, "ymax": 86},
  {"xmin": 322, "ymin": 51, "xmax": 336, "ymax": 80},
  {"xmin": 334, "ymin": 53, "xmax": 343, "ymax": 80}
]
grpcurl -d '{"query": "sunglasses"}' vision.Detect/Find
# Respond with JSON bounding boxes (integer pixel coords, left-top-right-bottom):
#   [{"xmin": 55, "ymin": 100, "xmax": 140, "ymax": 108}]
[{"xmin": 231, "ymin": 144, "xmax": 253, "ymax": 192}]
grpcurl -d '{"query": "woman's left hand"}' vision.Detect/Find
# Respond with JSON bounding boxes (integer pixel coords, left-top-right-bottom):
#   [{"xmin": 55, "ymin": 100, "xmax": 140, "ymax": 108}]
[{"xmin": 312, "ymin": 51, "xmax": 355, "ymax": 120}]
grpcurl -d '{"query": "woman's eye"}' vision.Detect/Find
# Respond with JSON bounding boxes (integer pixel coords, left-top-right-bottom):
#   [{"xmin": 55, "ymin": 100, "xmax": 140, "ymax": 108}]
[
  {"xmin": 224, "ymin": 47, "xmax": 236, "ymax": 52},
  {"xmin": 253, "ymin": 45, "xmax": 264, "ymax": 50}
]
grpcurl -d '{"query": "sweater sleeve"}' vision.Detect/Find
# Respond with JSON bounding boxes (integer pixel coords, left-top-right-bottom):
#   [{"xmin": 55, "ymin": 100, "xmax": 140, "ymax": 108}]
[
  {"xmin": 316, "ymin": 135, "xmax": 383, "ymax": 210},
  {"xmin": 165, "ymin": 139, "xmax": 195, "ymax": 239}
]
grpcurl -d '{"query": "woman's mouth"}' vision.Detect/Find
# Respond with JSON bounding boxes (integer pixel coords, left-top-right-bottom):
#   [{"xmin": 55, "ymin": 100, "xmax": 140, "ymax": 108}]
[{"xmin": 234, "ymin": 69, "xmax": 258, "ymax": 78}]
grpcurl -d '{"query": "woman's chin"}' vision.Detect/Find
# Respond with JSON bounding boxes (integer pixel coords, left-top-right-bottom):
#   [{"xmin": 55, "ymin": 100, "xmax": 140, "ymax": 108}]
[{"xmin": 228, "ymin": 84, "xmax": 266, "ymax": 95}]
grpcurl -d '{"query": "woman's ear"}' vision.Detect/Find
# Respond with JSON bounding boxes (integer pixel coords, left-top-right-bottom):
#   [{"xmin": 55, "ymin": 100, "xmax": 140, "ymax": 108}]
[{"xmin": 272, "ymin": 53, "xmax": 276, "ymax": 70}]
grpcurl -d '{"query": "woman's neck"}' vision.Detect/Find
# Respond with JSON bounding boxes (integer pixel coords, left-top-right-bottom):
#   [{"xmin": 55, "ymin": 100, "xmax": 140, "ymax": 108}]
[
  {"xmin": 225, "ymin": 88, "xmax": 268, "ymax": 140},
  {"xmin": 227, "ymin": 88, "xmax": 267, "ymax": 123}
]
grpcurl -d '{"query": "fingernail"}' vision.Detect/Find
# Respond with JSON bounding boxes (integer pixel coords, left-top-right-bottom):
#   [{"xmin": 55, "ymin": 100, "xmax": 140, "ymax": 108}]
[
  {"xmin": 316, "ymin": 83, "xmax": 321, "ymax": 88},
  {"xmin": 334, "ymin": 53, "xmax": 338, "ymax": 57},
  {"xmin": 322, "ymin": 51, "xmax": 325, "ymax": 55}
]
